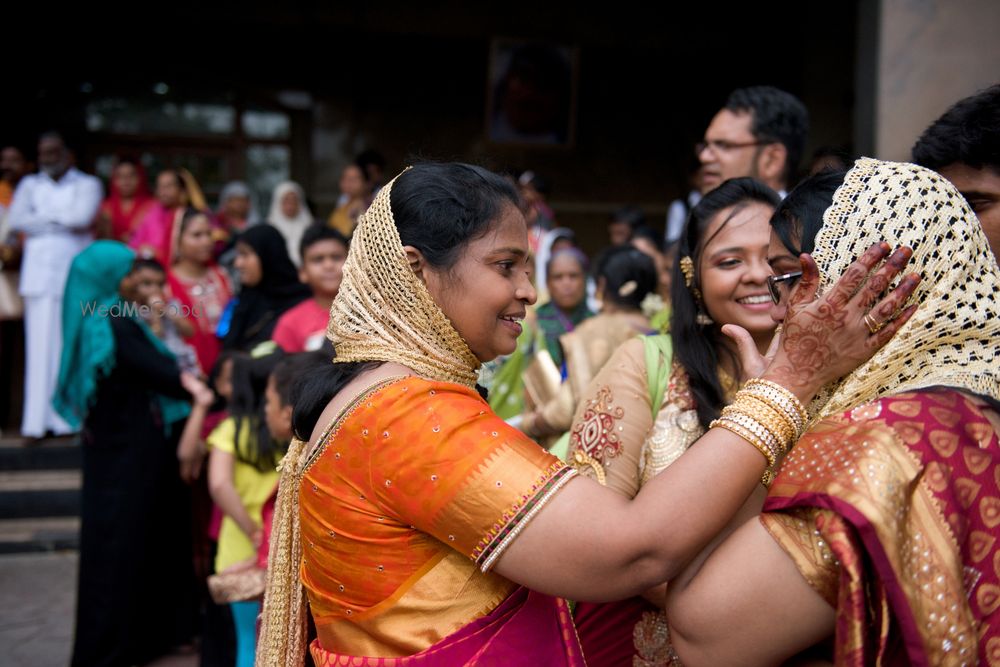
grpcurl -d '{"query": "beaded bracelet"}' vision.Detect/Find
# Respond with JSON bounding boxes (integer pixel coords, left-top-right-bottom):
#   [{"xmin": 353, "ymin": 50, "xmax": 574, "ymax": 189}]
[
  {"xmin": 709, "ymin": 416, "xmax": 778, "ymax": 468},
  {"xmin": 718, "ymin": 412, "xmax": 784, "ymax": 463},
  {"xmin": 711, "ymin": 415, "xmax": 779, "ymax": 488},
  {"xmin": 722, "ymin": 391, "xmax": 798, "ymax": 454},
  {"xmin": 742, "ymin": 390, "xmax": 801, "ymax": 439},
  {"xmin": 743, "ymin": 379, "xmax": 808, "ymax": 433},
  {"xmin": 710, "ymin": 378, "xmax": 809, "ymax": 485},
  {"xmin": 721, "ymin": 397, "xmax": 796, "ymax": 449}
]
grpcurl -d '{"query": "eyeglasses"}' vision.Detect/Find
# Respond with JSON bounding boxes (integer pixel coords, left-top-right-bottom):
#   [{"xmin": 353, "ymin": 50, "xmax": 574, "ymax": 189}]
[
  {"xmin": 695, "ymin": 139, "xmax": 765, "ymax": 156},
  {"xmin": 766, "ymin": 270, "xmax": 803, "ymax": 305}
]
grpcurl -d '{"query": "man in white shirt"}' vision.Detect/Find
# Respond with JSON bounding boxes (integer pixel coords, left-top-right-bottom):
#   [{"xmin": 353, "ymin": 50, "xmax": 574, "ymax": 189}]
[
  {"xmin": 696, "ymin": 86, "xmax": 809, "ymax": 198},
  {"xmin": 8, "ymin": 132, "xmax": 102, "ymax": 441}
]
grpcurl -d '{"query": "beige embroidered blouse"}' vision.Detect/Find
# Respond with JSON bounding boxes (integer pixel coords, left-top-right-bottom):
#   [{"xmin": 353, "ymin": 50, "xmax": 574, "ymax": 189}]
[{"xmin": 567, "ymin": 337, "xmax": 702, "ymax": 497}]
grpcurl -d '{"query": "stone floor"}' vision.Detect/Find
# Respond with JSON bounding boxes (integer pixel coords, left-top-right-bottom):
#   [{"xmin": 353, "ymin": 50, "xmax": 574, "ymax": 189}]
[
  {"xmin": 0, "ymin": 552, "xmax": 197, "ymax": 667},
  {"xmin": 0, "ymin": 552, "xmax": 76, "ymax": 667}
]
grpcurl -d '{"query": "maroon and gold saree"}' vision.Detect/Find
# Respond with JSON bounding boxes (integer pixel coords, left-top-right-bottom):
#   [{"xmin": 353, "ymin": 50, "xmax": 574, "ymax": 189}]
[{"xmin": 763, "ymin": 389, "xmax": 1000, "ymax": 665}]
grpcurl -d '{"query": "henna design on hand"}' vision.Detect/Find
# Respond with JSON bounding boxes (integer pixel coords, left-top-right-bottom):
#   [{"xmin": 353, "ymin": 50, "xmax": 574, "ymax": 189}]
[
  {"xmin": 761, "ymin": 243, "xmax": 917, "ymax": 403},
  {"xmin": 873, "ymin": 273, "xmax": 920, "ymax": 321},
  {"xmin": 860, "ymin": 247, "xmax": 912, "ymax": 307}
]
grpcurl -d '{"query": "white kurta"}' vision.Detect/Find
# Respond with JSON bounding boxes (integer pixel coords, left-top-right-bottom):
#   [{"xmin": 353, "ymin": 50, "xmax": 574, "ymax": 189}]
[{"xmin": 8, "ymin": 168, "xmax": 102, "ymax": 436}]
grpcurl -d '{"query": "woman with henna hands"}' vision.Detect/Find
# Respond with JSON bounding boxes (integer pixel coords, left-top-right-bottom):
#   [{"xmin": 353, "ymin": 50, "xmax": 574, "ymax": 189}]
[
  {"xmin": 257, "ymin": 162, "xmax": 918, "ymax": 665},
  {"xmin": 666, "ymin": 159, "xmax": 1000, "ymax": 665}
]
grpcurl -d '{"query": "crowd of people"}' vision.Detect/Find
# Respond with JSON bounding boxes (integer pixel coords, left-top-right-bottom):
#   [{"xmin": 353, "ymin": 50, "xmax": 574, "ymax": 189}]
[{"xmin": 0, "ymin": 81, "xmax": 997, "ymax": 666}]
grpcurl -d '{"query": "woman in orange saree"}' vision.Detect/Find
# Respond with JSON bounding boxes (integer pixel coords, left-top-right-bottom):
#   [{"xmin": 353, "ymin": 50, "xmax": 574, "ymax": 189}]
[
  {"xmin": 666, "ymin": 159, "xmax": 1000, "ymax": 665},
  {"xmin": 257, "ymin": 162, "xmax": 920, "ymax": 666}
]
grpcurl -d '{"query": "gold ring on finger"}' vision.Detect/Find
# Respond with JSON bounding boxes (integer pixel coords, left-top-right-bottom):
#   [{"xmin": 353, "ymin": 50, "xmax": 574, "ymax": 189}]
[{"xmin": 863, "ymin": 312, "xmax": 884, "ymax": 334}]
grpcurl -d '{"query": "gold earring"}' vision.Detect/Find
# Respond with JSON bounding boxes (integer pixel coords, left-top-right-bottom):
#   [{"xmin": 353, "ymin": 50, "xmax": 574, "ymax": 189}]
[
  {"xmin": 681, "ymin": 255, "xmax": 709, "ymax": 318},
  {"xmin": 679, "ymin": 256, "xmax": 703, "ymax": 300},
  {"xmin": 679, "ymin": 256, "xmax": 695, "ymax": 287}
]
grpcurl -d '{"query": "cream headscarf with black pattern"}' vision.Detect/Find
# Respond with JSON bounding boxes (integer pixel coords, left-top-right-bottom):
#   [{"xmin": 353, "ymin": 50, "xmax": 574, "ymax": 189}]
[{"xmin": 808, "ymin": 158, "xmax": 1000, "ymax": 420}]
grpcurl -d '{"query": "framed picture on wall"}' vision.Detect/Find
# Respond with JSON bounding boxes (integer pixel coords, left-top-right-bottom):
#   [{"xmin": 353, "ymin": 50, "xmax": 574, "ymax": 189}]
[{"xmin": 486, "ymin": 39, "xmax": 578, "ymax": 147}]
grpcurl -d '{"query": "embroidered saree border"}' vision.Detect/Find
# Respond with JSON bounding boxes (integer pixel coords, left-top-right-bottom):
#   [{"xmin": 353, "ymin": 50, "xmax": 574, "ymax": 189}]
[{"xmin": 473, "ymin": 463, "xmax": 577, "ymax": 572}]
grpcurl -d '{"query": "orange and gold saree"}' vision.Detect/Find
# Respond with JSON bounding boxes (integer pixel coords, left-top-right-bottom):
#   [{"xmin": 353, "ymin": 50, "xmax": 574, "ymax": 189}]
[{"xmin": 299, "ymin": 375, "xmax": 584, "ymax": 665}]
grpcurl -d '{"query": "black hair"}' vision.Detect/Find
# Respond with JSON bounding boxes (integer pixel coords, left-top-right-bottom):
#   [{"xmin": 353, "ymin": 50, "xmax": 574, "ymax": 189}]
[
  {"xmin": 178, "ymin": 206, "xmax": 211, "ymax": 236},
  {"xmin": 594, "ymin": 245, "xmax": 657, "ymax": 311},
  {"xmin": 391, "ymin": 163, "xmax": 521, "ymax": 270},
  {"xmin": 345, "ymin": 160, "xmax": 372, "ymax": 182},
  {"xmin": 291, "ymin": 162, "xmax": 521, "ymax": 440},
  {"xmin": 356, "ymin": 149, "xmax": 386, "ymax": 171},
  {"xmin": 912, "ymin": 84, "xmax": 1000, "ymax": 172},
  {"xmin": 206, "ymin": 351, "xmax": 233, "ymax": 413},
  {"xmin": 299, "ymin": 223, "xmax": 349, "ymax": 262},
  {"xmin": 226, "ymin": 349, "xmax": 288, "ymax": 471},
  {"xmin": 38, "ymin": 130, "xmax": 66, "ymax": 146},
  {"xmin": 271, "ymin": 351, "xmax": 329, "ymax": 406},
  {"xmin": 548, "ymin": 228, "xmax": 576, "ymax": 247},
  {"xmin": 771, "ymin": 170, "xmax": 847, "ymax": 256},
  {"xmin": 131, "ymin": 257, "xmax": 165, "ymax": 275},
  {"xmin": 114, "ymin": 155, "xmax": 143, "ymax": 170},
  {"xmin": 631, "ymin": 225, "xmax": 665, "ymax": 253},
  {"xmin": 157, "ymin": 168, "xmax": 186, "ymax": 192},
  {"xmin": 612, "ymin": 205, "xmax": 646, "ymax": 229},
  {"xmin": 725, "ymin": 86, "xmax": 809, "ymax": 186},
  {"xmin": 808, "ymin": 146, "xmax": 853, "ymax": 174},
  {"xmin": 1, "ymin": 143, "xmax": 29, "ymax": 159},
  {"xmin": 670, "ymin": 177, "xmax": 781, "ymax": 429}
]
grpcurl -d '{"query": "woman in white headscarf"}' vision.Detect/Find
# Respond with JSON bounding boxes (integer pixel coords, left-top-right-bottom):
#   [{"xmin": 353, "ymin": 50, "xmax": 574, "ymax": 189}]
[{"xmin": 266, "ymin": 181, "xmax": 313, "ymax": 266}]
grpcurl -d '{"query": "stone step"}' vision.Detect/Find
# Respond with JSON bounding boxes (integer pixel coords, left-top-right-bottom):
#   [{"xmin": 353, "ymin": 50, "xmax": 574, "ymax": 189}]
[
  {"xmin": 0, "ymin": 435, "xmax": 82, "ymax": 472},
  {"xmin": 0, "ymin": 470, "xmax": 81, "ymax": 519},
  {"xmin": 0, "ymin": 516, "xmax": 79, "ymax": 554}
]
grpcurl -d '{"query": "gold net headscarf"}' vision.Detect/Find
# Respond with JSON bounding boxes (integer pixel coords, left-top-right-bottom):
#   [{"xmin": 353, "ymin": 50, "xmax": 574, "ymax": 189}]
[
  {"xmin": 325, "ymin": 169, "xmax": 481, "ymax": 387},
  {"xmin": 808, "ymin": 158, "xmax": 1000, "ymax": 420}
]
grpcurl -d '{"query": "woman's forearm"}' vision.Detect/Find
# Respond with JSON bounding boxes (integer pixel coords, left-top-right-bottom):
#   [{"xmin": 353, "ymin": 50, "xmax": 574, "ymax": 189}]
[
  {"xmin": 494, "ymin": 425, "xmax": 770, "ymax": 601},
  {"xmin": 665, "ymin": 516, "xmax": 834, "ymax": 666},
  {"xmin": 208, "ymin": 451, "xmax": 257, "ymax": 538},
  {"xmin": 213, "ymin": 484, "xmax": 257, "ymax": 537}
]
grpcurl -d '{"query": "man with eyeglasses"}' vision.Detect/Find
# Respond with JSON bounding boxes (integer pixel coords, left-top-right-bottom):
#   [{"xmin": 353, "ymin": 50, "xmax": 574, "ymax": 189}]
[{"xmin": 697, "ymin": 86, "xmax": 809, "ymax": 197}]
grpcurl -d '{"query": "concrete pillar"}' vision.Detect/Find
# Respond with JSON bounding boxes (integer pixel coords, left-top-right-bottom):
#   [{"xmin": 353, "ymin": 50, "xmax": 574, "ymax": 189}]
[{"xmin": 859, "ymin": 0, "xmax": 1000, "ymax": 161}]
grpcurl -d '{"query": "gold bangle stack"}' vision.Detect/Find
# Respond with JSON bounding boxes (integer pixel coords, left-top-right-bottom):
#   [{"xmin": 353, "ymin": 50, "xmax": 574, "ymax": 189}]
[
  {"xmin": 709, "ymin": 379, "xmax": 808, "ymax": 487},
  {"xmin": 742, "ymin": 379, "xmax": 808, "ymax": 433}
]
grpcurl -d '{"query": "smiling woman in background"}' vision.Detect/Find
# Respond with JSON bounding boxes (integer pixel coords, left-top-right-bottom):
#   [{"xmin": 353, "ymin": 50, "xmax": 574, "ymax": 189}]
[{"xmin": 563, "ymin": 177, "xmax": 781, "ymax": 665}]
